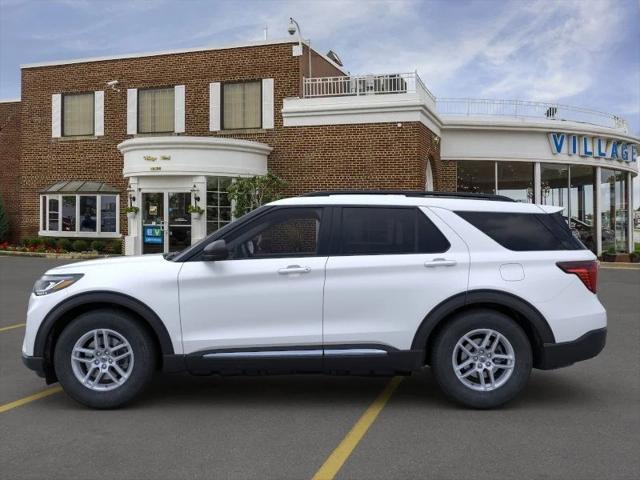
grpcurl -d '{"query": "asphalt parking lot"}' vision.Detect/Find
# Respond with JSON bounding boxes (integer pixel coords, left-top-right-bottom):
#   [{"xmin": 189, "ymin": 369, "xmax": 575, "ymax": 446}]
[{"xmin": 0, "ymin": 256, "xmax": 638, "ymax": 480}]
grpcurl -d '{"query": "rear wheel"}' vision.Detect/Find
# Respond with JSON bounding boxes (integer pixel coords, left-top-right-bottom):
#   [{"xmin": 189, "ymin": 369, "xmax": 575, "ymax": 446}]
[
  {"xmin": 430, "ymin": 309, "xmax": 532, "ymax": 409},
  {"xmin": 53, "ymin": 309, "xmax": 156, "ymax": 409}
]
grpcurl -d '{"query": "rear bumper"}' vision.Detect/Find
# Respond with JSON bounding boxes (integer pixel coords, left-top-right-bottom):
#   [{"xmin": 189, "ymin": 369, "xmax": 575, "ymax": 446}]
[{"xmin": 537, "ymin": 327, "xmax": 607, "ymax": 370}]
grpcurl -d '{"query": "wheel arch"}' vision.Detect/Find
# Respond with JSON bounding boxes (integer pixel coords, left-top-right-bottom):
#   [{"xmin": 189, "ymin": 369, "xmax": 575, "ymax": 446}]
[
  {"xmin": 412, "ymin": 290, "xmax": 555, "ymax": 368},
  {"xmin": 35, "ymin": 291, "xmax": 175, "ymax": 382}
]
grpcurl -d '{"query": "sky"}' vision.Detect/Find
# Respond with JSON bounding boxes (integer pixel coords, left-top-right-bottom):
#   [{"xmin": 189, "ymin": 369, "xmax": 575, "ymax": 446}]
[{"xmin": 0, "ymin": 0, "xmax": 638, "ymax": 203}]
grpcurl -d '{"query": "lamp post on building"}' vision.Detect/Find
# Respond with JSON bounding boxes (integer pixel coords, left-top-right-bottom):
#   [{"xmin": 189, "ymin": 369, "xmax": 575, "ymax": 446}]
[{"xmin": 288, "ymin": 17, "xmax": 312, "ymax": 95}]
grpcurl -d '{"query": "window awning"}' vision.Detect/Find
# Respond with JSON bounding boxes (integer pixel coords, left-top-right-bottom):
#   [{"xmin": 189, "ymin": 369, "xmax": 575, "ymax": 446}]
[{"xmin": 41, "ymin": 181, "xmax": 120, "ymax": 194}]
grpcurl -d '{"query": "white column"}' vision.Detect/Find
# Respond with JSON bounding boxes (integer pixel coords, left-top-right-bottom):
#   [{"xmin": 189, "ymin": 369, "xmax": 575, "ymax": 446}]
[
  {"xmin": 191, "ymin": 176, "xmax": 208, "ymax": 245},
  {"xmin": 595, "ymin": 167, "xmax": 602, "ymax": 256},
  {"xmin": 125, "ymin": 177, "xmax": 140, "ymax": 255},
  {"xmin": 628, "ymin": 171, "xmax": 634, "ymax": 253},
  {"xmin": 534, "ymin": 162, "xmax": 541, "ymax": 204}
]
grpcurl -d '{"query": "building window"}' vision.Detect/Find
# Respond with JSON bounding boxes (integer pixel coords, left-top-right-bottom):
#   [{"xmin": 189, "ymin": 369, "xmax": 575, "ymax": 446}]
[
  {"xmin": 541, "ymin": 164, "xmax": 569, "ymax": 216},
  {"xmin": 456, "ymin": 160, "xmax": 495, "ymax": 194},
  {"xmin": 62, "ymin": 92, "xmax": 94, "ymax": 136},
  {"xmin": 206, "ymin": 176, "xmax": 233, "ymax": 234},
  {"xmin": 569, "ymin": 165, "xmax": 596, "ymax": 252},
  {"xmin": 222, "ymin": 81, "xmax": 261, "ymax": 129},
  {"xmin": 138, "ymin": 87, "xmax": 175, "ymax": 133},
  {"xmin": 40, "ymin": 193, "xmax": 120, "ymax": 237},
  {"xmin": 497, "ymin": 162, "xmax": 534, "ymax": 203},
  {"xmin": 601, "ymin": 168, "xmax": 629, "ymax": 253}
]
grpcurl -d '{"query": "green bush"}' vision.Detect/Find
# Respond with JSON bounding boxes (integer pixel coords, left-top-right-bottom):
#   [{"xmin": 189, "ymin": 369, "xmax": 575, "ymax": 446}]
[
  {"xmin": 0, "ymin": 195, "xmax": 9, "ymax": 242},
  {"xmin": 71, "ymin": 239, "xmax": 89, "ymax": 252},
  {"xmin": 90, "ymin": 240, "xmax": 106, "ymax": 252},
  {"xmin": 40, "ymin": 237, "xmax": 57, "ymax": 249},
  {"xmin": 104, "ymin": 240, "xmax": 122, "ymax": 254},
  {"xmin": 22, "ymin": 237, "xmax": 40, "ymax": 247},
  {"xmin": 57, "ymin": 238, "xmax": 73, "ymax": 251}
]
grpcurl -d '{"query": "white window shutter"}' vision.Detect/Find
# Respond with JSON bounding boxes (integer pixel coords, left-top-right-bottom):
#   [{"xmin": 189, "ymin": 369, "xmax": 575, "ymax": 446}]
[
  {"xmin": 94, "ymin": 91, "xmax": 104, "ymax": 136},
  {"xmin": 262, "ymin": 78, "xmax": 274, "ymax": 129},
  {"xmin": 126, "ymin": 88, "xmax": 137, "ymax": 135},
  {"xmin": 174, "ymin": 85, "xmax": 185, "ymax": 133},
  {"xmin": 209, "ymin": 82, "xmax": 221, "ymax": 131},
  {"xmin": 51, "ymin": 94, "xmax": 62, "ymax": 138}
]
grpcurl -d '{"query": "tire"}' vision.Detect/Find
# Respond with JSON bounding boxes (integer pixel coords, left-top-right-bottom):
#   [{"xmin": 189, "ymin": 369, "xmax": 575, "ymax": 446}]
[
  {"xmin": 53, "ymin": 309, "xmax": 157, "ymax": 409},
  {"xmin": 430, "ymin": 309, "xmax": 532, "ymax": 409}
]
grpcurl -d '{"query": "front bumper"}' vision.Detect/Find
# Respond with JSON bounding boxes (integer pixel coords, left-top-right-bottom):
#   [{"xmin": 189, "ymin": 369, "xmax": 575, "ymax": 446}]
[{"xmin": 537, "ymin": 327, "xmax": 607, "ymax": 370}]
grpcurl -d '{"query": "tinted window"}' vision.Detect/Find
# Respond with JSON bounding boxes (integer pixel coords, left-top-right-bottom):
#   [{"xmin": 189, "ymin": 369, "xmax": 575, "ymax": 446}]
[
  {"xmin": 339, "ymin": 207, "xmax": 449, "ymax": 255},
  {"xmin": 226, "ymin": 208, "xmax": 323, "ymax": 259},
  {"xmin": 456, "ymin": 211, "xmax": 585, "ymax": 251}
]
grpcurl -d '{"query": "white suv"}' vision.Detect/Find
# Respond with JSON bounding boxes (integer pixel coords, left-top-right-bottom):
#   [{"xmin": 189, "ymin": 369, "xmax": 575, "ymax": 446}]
[{"xmin": 22, "ymin": 192, "xmax": 607, "ymax": 409}]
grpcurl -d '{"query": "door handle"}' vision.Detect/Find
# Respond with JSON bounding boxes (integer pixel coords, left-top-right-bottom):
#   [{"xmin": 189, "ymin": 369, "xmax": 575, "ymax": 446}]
[
  {"xmin": 424, "ymin": 258, "xmax": 457, "ymax": 267},
  {"xmin": 278, "ymin": 265, "xmax": 311, "ymax": 274}
]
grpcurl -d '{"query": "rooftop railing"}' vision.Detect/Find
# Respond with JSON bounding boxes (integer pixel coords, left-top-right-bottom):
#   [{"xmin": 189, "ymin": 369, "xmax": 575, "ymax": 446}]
[
  {"xmin": 436, "ymin": 98, "xmax": 628, "ymax": 132},
  {"xmin": 302, "ymin": 73, "xmax": 628, "ymax": 132},
  {"xmin": 303, "ymin": 72, "xmax": 436, "ymax": 102}
]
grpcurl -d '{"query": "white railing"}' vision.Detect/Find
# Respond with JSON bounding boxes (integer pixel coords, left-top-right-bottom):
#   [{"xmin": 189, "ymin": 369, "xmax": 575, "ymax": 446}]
[
  {"xmin": 436, "ymin": 98, "xmax": 628, "ymax": 132},
  {"xmin": 303, "ymin": 72, "xmax": 436, "ymax": 101}
]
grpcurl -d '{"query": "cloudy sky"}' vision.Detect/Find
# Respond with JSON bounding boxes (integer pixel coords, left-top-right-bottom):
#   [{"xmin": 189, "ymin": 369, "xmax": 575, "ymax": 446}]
[{"xmin": 1, "ymin": 0, "xmax": 638, "ymax": 201}]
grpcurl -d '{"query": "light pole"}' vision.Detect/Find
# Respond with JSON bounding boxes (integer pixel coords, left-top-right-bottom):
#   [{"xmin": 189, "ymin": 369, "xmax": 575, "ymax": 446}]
[{"xmin": 288, "ymin": 17, "xmax": 312, "ymax": 92}]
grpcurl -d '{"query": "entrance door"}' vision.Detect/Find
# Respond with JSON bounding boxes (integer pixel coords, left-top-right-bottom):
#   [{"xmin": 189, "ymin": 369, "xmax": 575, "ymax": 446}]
[{"xmin": 141, "ymin": 191, "xmax": 192, "ymax": 254}]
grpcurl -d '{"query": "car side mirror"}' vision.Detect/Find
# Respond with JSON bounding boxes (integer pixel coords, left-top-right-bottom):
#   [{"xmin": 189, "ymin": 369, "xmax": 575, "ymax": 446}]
[{"xmin": 202, "ymin": 239, "xmax": 229, "ymax": 261}]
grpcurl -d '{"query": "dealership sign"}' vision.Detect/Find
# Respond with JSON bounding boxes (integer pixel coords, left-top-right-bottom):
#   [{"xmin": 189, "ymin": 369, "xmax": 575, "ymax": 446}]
[{"xmin": 548, "ymin": 133, "xmax": 637, "ymax": 163}]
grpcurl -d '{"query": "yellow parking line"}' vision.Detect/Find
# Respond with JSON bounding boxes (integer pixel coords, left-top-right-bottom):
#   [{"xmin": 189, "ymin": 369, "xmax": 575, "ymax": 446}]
[
  {"xmin": 0, "ymin": 322, "xmax": 26, "ymax": 333},
  {"xmin": 0, "ymin": 385, "xmax": 63, "ymax": 414},
  {"xmin": 312, "ymin": 376, "xmax": 403, "ymax": 480}
]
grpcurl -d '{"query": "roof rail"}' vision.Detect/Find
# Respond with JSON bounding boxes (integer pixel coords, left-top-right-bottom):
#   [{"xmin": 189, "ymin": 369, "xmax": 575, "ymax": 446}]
[{"xmin": 301, "ymin": 190, "xmax": 515, "ymax": 202}]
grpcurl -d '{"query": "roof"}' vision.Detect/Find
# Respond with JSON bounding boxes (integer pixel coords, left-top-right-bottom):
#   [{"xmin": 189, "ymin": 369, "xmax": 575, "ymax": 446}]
[
  {"xmin": 20, "ymin": 38, "xmax": 346, "ymax": 74},
  {"xmin": 41, "ymin": 180, "xmax": 120, "ymax": 194},
  {"xmin": 269, "ymin": 192, "xmax": 551, "ymax": 213}
]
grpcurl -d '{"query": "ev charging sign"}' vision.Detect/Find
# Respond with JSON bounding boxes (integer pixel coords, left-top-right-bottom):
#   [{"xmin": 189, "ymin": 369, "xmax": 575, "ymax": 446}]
[{"xmin": 548, "ymin": 132, "xmax": 638, "ymax": 163}]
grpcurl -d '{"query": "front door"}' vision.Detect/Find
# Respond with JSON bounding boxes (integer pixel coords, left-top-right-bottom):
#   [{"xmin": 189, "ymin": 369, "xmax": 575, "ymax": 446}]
[
  {"xmin": 141, "ymin": 191, "xmax": 192, "ymax": 254},
  {"xmin": 178, "ymin": 207, "xmax": 328, "ymax": 371}
]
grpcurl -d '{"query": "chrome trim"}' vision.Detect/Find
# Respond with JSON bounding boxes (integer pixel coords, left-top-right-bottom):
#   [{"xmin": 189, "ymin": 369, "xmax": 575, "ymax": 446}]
[
  {"xmin": 203, "ymin": 349, "xmax": 322, "ymax": 358},
  {"xmin": 324, "ymin": 349, "xmax": 388, "ymax": 356}
]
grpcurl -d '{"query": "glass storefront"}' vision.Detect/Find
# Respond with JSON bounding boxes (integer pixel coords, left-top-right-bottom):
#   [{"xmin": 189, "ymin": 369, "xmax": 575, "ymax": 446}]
[
  {"xmin": 497, "ymin": 162, "xmax": 534, "ymax": 203},
  {"xmin": 206, "ymin": 176, "xmax": 233, "ymax": 234},
  {"xmin": 601, "ymin": 169, "xmax": 629, "ymax": 253},
  {"xmin": 456, "ymin": 160, "xmax": 633, "ymax": 254}
]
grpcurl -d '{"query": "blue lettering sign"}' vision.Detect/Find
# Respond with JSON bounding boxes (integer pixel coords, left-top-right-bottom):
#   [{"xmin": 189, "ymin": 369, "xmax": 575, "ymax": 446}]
[
  {"xmin": 580, "ymin": 136, "xmax": 593, "ymax": 157},
  {"xmin": 621, "ymin": 143, "xmax": 628, "ymax": 161},
  {"xmin": 549, "ymin": 133, "xmax": 565, "ymax": 154},
  {"xmin": 632, "ymin": 145, "xmax": 638, "ymax": 162},
  {"xmin": 595, "ymin": 138, "xmax": 607, "ymax": 157},
  {"xmin": 610, "ymin": 142, "xmax": 619, "ymax": 159},
  {"xmin": 569, "ymin": 135, "xmax": 579, "ymax": 155}
]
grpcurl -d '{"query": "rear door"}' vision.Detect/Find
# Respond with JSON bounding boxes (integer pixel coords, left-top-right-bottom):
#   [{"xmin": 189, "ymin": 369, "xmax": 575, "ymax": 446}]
[{"xmin": 322, "ymin": 206, "xmax": 469, "ymax": 352}]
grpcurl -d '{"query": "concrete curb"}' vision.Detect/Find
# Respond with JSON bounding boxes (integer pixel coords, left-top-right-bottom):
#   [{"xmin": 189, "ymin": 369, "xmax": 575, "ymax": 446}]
[
  {"xmin": 0, "ymin": 250, "xmax": 119, "ymax": 259},
  {"xmin": 600, "ymin": 262, "xmax": 640, "ymax": 269}
]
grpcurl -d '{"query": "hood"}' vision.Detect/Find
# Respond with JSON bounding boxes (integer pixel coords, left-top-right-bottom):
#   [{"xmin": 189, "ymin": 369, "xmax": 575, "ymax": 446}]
[{"xmin": 47, "ymin": 254, "xmax": 168, "ymax": 274}]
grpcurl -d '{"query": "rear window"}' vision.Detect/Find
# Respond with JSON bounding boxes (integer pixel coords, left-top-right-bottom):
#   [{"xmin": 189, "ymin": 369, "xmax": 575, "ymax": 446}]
[
  {"xmin": 339, "ymin": 207, "xmax": 450, "ymax": 255},
  {"xmin": 455, "ymin": 211, "xmax": 585, "ymax": 251}
]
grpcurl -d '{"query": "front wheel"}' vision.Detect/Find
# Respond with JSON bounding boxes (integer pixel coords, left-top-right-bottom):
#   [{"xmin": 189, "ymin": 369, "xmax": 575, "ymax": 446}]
[
  {"xmin": 430, "ymin": 309, "xmax": 532, "ymax": 409},
  {"xmin": 53, "ymin": 309, "xmax": 157, "ymax": 409}
]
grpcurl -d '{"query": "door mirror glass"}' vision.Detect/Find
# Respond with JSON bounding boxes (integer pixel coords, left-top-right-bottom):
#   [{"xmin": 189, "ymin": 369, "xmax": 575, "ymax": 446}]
[{"xmin": 202, "ymin": 239, "xmax": 229, "ymax": 261}]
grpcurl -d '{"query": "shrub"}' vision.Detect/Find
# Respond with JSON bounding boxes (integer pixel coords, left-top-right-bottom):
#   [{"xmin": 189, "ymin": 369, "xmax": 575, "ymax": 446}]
[
  {"xmin": 104, "ymin": 240, "xmax": 122, "ymax": 254},
  {"xmin": 90, "ymin": 240, "xmax": 106, "ymax": 252},
  {"xmin": 41, "ymin": 237, "xmax": 57, "ymax": 249},
  {"xmin": 71, "ymin": 239, "xmax": 89, "ymax": 252},
  {"xmin": 57, "ymin": 238, "xmax": 73, "ymax": 251}
]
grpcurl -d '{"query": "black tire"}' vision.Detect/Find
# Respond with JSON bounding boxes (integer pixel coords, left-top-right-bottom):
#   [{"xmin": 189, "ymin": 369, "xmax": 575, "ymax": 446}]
[
  {"xmin": 53, "ymin": 309, "xmax": 157, "ymax": 409},
  {"xmin": 430, "ymin": 309, "xmax": 532, "ymax": 409}
]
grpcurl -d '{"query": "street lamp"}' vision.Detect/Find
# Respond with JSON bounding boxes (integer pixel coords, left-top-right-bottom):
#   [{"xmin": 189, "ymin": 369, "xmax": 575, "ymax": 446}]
[{"xmin": 288, "ymin": 17, "xmax": 312, "ymax": 79}]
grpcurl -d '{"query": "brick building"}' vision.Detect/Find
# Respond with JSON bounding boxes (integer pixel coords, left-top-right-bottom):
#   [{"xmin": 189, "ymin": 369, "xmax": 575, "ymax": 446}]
[{"xmin": 0, "ymin": 38, "xmax": 638, "ymax": 255}]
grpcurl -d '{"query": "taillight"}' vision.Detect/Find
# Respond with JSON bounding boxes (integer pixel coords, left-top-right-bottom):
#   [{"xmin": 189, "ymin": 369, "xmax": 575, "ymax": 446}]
[{"xmin": 557, "ymin": 260, "xmax": 598, "ymax": 294}]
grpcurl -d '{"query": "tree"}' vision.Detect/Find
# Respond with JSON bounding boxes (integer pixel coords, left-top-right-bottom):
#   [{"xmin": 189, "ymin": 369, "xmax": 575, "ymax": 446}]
[
  {"xmin": 0, "ymin": 195, "xmax": 9, "ymax": 242},
  {"xmin": 226, "ymin": 173, "xmax": 287, "ymax": 218}
]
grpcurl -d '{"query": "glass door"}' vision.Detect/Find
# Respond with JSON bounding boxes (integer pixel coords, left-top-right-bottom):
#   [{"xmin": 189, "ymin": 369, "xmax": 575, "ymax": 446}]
[
  {"xmin": 168, "ymin": 192, "xmax": 191, "ymax": 252},
  {"xmin": 142, "ymin": 192, "xmax": 165, "ymax": 254}
]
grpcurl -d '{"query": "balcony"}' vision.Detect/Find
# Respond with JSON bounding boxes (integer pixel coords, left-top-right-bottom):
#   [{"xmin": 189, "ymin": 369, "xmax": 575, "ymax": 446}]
[{"xmin": 301, "ymin": 73, "xmax": 628, "ymax": 132}]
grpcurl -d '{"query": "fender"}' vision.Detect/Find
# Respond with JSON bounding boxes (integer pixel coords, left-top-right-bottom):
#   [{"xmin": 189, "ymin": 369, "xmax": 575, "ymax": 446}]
[
  {"xmin": 34, "ymin": 291, "xmax": 175, "ymax": 360},
  {"xmin": 411, "ymin": 289, "xmax": 556, "ymax": 351}
]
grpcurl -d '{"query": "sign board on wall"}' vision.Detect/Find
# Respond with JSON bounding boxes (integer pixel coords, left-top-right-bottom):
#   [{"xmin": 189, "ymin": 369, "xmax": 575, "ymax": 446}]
[
  {"xmin": 143, "ymin": 226, "xmax": 163, "ymax": 245},
  {"xmin": 548, "ymin": 132, "xmax": 638, "ymax": 163}
]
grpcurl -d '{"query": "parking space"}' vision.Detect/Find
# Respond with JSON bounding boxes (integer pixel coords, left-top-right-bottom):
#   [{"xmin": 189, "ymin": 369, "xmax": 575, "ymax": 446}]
[{"xmin": 0, "ymin": 256, "xmax": 638, "ymax": 479}]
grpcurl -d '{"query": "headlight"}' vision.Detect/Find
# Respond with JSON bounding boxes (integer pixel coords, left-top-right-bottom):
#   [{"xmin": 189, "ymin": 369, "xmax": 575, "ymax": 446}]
[{"xmin": 33, "ymin": 274, "xmax": 83, "ymax": 296}]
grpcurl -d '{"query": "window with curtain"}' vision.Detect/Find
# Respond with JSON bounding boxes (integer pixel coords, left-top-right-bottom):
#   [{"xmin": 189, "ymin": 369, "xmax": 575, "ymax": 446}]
[
  {"xmin": 223, "ymin": 81, "xmax": 261, "ymax": 129},
  {"xmin": 138, "ymin": 88, "xmax": 175, "ymax": 133},
  {"xmin": 63, "ymin": 92, "xmax": 94, "ymax": 136}
]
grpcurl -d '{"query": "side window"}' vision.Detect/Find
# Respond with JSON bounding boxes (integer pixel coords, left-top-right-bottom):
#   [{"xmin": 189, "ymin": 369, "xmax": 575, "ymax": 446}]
[
  {"xmin": 339, "ymin": 207, "xmax": 449, "ymax": 255},
  {"xmin": 226, "ymin": 208, "xmax": 323, "ymax": 259}
]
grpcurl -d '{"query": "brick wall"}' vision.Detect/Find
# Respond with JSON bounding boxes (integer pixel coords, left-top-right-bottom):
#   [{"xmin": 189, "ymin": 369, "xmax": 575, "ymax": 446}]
[
  {"xmin": 14, "ymin": 41, "xmax": 442, "ymax": 241},
  {"xmin": 0, "ymin": 101, "xmax": 21, "ymax": 242}
]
